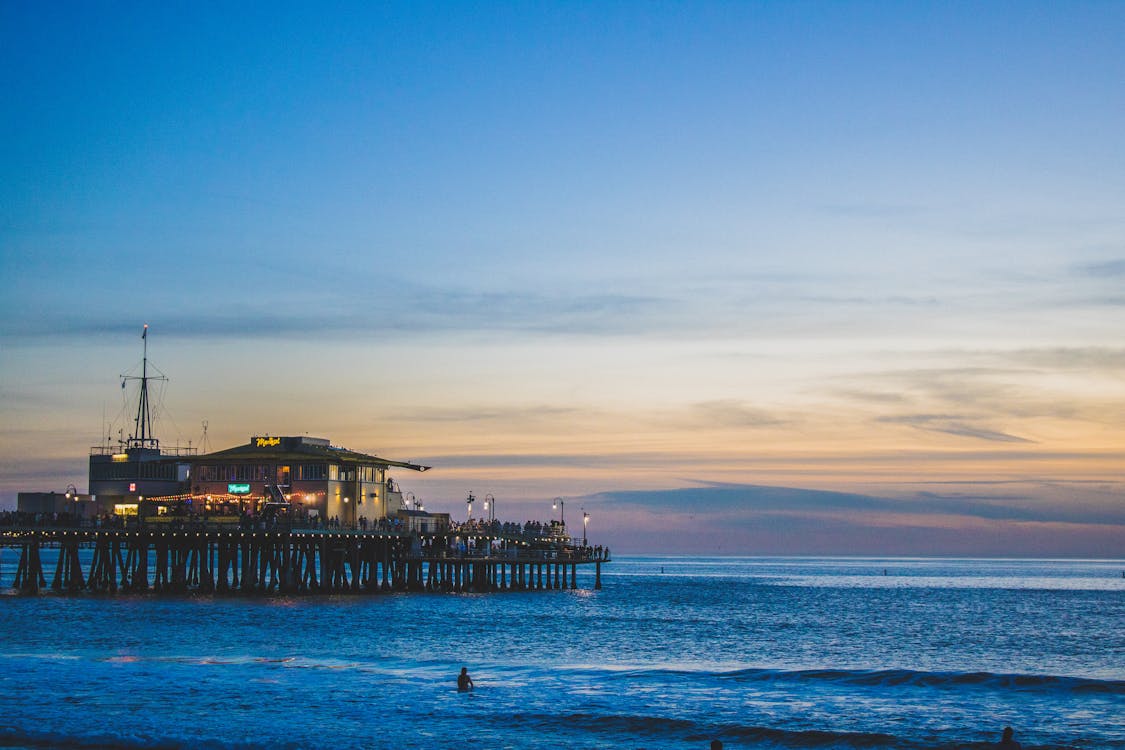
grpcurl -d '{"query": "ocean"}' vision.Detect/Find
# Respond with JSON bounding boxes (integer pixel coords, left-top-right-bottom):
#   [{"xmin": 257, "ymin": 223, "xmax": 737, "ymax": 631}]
[{"xmin": 0, "ymin": 556, "xmax": 1122, "ymax": 749}]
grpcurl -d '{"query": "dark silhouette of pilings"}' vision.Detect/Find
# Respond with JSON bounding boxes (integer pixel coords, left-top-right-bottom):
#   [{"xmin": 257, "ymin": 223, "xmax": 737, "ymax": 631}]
[{"xmin": 0, "ymin": 527, "xmax": 609, "ymax": 596}]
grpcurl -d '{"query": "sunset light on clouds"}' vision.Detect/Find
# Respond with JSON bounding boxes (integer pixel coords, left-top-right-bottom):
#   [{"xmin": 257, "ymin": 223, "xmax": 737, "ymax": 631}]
[{"xmin": 2, "ymin": 2, "xmax": 1123, "ymax": 556}]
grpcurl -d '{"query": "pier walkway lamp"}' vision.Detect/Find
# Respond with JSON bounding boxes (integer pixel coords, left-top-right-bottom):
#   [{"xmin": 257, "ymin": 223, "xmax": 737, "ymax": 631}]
[
  {"xmin": 466, "ymin": 492, "xmax": 475, "ymax": 521},
  {"xmin": 484, "ymin": 493, "xmax": 495, "ymax": 523},
  {"xmin": 582, "ymin": 509, "xmax": 589, "ymax": 546},
  {"xmin": 65, "ymin": 484, "xmax": 78, "ymax": 522},
  {"xmin": 552, "ymin": 498, "xmax": 565, "ymax": 526}
]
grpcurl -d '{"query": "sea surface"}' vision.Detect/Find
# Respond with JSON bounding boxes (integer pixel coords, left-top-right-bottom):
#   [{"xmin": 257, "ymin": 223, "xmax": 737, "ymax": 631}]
[{"xmin": 1, "ymin": 556, "xmax": 1123, "ymax": 749}]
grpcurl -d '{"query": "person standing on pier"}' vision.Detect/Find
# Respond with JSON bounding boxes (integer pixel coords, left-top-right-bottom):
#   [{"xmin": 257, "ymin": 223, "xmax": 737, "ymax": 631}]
[{"xmin": 457, "ymin": 667, "xmax": 474, "ymax": 692}]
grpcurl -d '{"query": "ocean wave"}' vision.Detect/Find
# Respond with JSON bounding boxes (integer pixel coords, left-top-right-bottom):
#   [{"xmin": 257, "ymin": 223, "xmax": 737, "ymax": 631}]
[
  {"xmin": 0, "ymin": 729, "xmax": 309, "ymax": 750},
  {"xmin": 600, "ymin": 665, "xmax": 1125, "ymax": 695},
  {"xmin": 509, "ymin": 712, "xmax": 926, "ymax": 749},
  {"xmin": 505, "ymin": 712, "xmax": 1121, "ymax": 750},
  {"xmin": 0, "ymin": 728, "xmax": 180, "ymax": 749},
  {"xmin": 755, "ymin": 668, "xmax": 1124, "ymax": 695},
  {"xmin": 794, "ymin": 668, "xmax": 1124, "ymax": 694},
  {"xmin": 721, "ymin": 723, "xmax": 905, "ymax": 749}
]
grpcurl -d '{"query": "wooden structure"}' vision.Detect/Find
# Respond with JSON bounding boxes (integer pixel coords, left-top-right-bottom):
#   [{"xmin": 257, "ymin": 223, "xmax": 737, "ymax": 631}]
[{"xmin": 0, "ymin": 525, "xmax": 607, "ymax": 595}]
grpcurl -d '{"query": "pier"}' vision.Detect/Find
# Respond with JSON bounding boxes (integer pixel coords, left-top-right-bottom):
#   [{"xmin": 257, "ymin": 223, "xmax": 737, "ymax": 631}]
[
  {"xmin": 0, "ymin": 523, "xmax": 608, "ymax": 596},
  {"xmin": 7, "ymin": 335, "xmax": 612, "ymax": 597}
]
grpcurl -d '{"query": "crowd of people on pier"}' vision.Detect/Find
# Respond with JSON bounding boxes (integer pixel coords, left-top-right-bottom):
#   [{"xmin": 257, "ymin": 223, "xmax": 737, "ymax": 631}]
[
  {"xmin": 451, "ymin": 518, "xmax": 567, "ymax": 539},
  {"xmin": 413, "ymin": 531, "xmax": 608, "ymax": 561},
  {"xmin": 311, "ymin": 515, "xmax": 405, "ymax": 532}
]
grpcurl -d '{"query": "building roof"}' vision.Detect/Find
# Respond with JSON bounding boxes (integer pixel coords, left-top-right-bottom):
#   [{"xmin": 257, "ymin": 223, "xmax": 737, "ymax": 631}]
[{"xmin": 195, "ymin": 436, "xmax": 430, "ymax": 472}]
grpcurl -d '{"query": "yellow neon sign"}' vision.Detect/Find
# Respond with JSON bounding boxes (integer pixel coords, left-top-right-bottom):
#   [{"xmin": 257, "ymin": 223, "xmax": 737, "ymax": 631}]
[{"xmin": 255, "ymin": 436, "xmax": 281, "ymax": 447}]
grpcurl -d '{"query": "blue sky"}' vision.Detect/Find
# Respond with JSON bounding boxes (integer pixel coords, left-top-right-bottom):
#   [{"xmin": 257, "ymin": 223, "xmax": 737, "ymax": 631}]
[{"xmin": 2, "ymin": 2, "xmax": 1123, "ymax": 555}]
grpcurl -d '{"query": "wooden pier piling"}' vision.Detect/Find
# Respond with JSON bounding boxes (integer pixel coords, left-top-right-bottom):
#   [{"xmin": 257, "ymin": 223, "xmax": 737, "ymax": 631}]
[{"xmin": 1, "ymin": 526, "xmax": 609, "ymax": 596}]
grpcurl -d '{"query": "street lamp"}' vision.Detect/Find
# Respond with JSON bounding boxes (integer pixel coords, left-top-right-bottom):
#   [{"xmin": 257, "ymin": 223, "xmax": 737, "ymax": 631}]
[
  {"xmin": 65, "ymin": 484, "xmax": 78, "ymax": 523},
  {"xmin": 466, "ymin": 491, "xmax": 475, "ymax": 521},
  {"xmin": 552, "ymin": 497, "xmax": 565, "ymax": 526},
  {"xmin": 484, "ymin": 493, "xmax": 495, "ymax": 523},
  {"xmin": 582, "ymin": 509, "xmax": 590, "ymax": 546}
]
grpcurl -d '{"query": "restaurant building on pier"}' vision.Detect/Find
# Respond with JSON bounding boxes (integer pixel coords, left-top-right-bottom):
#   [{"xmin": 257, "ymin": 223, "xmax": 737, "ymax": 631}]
[
  {"xmin": 188, "ymin": 435, "xmax": 432, "ymax": 527},
  {"xmin": 64, "ymin": 434, "xmax": 436, "ymax": 527}
]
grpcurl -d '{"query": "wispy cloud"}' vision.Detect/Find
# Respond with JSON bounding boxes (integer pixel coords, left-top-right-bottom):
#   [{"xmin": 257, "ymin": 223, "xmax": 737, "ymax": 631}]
[
  {"xmin": 594, "ymin": 482, "xmax": 1125, "ymax": 525},
  {"xmin": 416, "ymin": 453, "xmax": 628, "ymax": 470},
  {"xmin": 597, "ymin": 483, "xmax": 891, "ymax": 513},
  {"xmin": 687, "ymin": 400, "xmax": 788, "ymax": 428},
  {"xmin": 875, "ymin": 414, "xmax": 1033, "ymax": 443},
  {"xmin": 0, "ymin": 285, "xmax": 678, "ymax": 342},
  {"xmin": 1074, "ymin": 258, "xmax": 1125, "ymax": 277},
  {"xmin": 382, "ymin": 405, "xmax": 587, "ymax": 425},
  {"xmin": 842, "ymin": 365, "xmax": 1092, "ymax": 422},
  {"xmin": 0, "ymin": 457, "xmax": 87, "ymax": 486},
  {"xmin": 419, "ymin": 447, "xmax": 1125, "ymax": 471},
  {"xmin": 836, "ymin": 391, "xmax": 911, "ymax": 407},
  {"xmin": 999, "ymin": 347, "xmax": 1125, "ymax": 373}
]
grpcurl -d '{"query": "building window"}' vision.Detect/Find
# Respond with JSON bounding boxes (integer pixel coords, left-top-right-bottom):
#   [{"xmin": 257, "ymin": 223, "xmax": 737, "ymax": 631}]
[
  {"xmin": 328, "ymin": 464, "xmax": 338, "ymax": 481},
  {"xmin": 299, "ymin": 464, "xmax": 326, "ymax": 481}
]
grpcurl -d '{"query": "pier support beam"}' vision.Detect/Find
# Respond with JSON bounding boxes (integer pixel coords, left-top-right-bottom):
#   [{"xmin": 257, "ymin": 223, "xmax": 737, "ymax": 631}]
[{"xmin": 1, "ymin": 528, "xmax": 608, "ymax": 597}]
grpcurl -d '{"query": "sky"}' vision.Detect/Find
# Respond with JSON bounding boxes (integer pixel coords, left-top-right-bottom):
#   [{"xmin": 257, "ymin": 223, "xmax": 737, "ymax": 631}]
[{"xmin": 2, "ymin": 2, "xmax": 1123, "ymax": 556}]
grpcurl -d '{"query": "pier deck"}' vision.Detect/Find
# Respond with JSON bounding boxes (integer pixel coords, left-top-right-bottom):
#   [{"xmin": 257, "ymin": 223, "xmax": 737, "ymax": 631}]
[{"xmin": 0, "ymin": 526, "xmax": 608, "ymax": 595}]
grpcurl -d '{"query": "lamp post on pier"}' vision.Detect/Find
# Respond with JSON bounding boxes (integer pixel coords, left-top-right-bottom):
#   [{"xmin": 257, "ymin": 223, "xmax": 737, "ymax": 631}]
[
  {"xmin": 466, "ymin": 492, "xmax": 475, "ymax": 521},
  {"xmin": 582, "ymin": 509, "xmax": 589, "ymax": 546},
  {"xmin": 65, "ymin": 484, "xmax": 78, "ymax": 524},
  {"xmin": 484, "ymin": 493, "xmax": 495, "ymax": 523},
  {"xmin": 552, "ymin": 497, "xmax": 565, "ymax": 527}
]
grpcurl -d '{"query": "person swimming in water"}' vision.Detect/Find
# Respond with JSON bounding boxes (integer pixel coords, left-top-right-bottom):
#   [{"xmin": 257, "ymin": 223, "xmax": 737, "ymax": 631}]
[
  {"xmin": 457, "ymin": 666, "xmax": 474, "ymax": 692},
  {"xmin": 997, "ymin": 726, "xmax": 1022, "ymax": 749}
]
